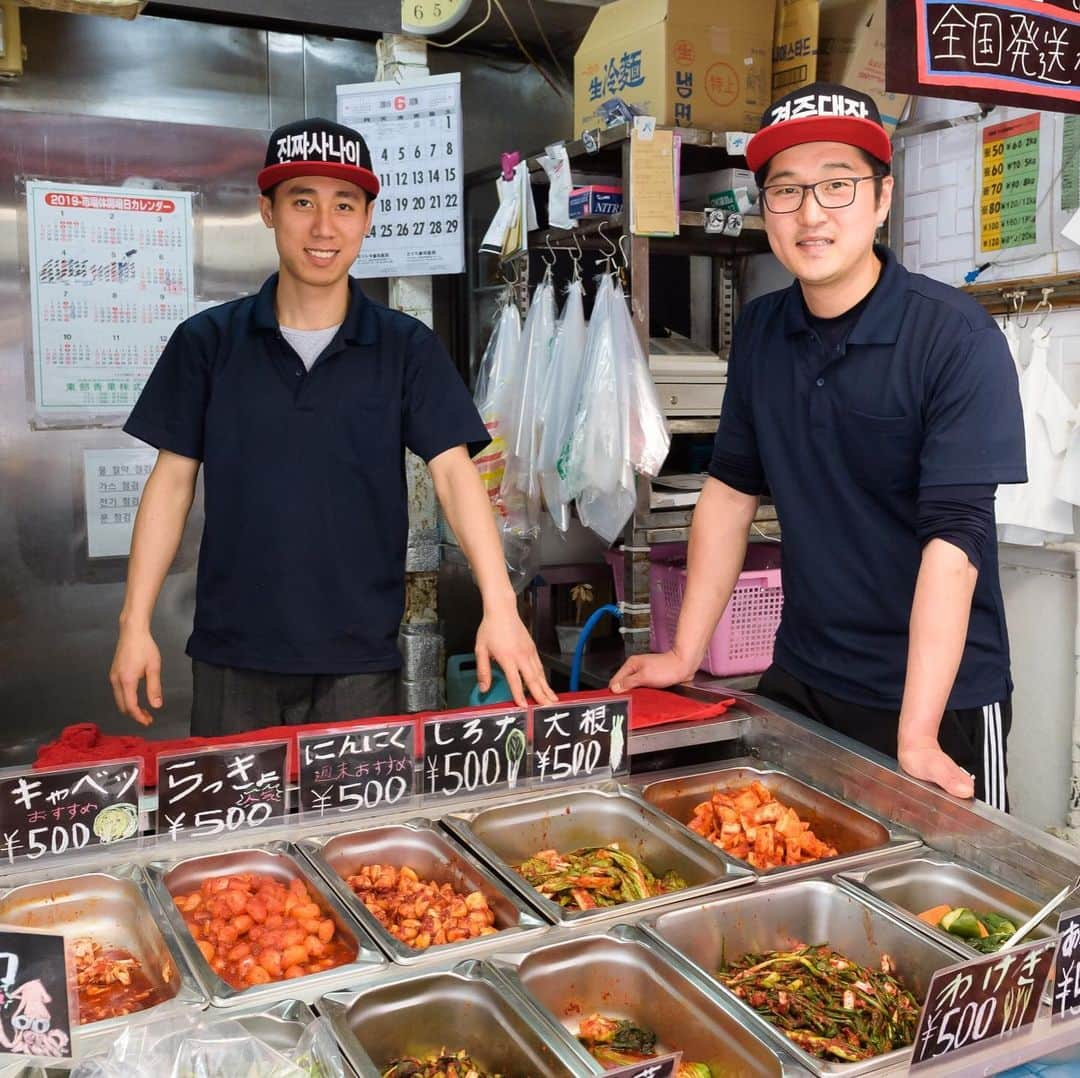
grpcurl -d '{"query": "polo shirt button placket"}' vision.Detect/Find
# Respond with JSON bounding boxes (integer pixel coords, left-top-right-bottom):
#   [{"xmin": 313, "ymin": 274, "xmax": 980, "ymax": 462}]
[{"xmin": 816, "ymin": 377, "xmax": 825, "ymax": 387}]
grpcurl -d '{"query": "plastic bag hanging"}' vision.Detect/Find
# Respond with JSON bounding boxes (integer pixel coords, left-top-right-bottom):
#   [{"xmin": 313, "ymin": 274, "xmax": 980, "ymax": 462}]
[
  {"xmin": 538, "ymin": 278, "xmax": 588, "ymax": 532},
  {"xmin": 502, "ymin": 272, "xmax": 558, "ymax": 533}
]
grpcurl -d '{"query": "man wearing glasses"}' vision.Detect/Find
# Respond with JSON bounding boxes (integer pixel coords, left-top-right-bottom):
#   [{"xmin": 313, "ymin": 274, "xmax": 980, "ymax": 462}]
[{"xmin": 612, "ymin": 82, "xmax": 1025, "ymax": 809}]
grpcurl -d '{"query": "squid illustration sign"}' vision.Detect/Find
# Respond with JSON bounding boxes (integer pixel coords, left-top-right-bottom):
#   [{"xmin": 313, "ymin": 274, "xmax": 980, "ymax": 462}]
[{"xmin": 0, "ymin": 931, "xmax": 73, "ymax": 1058}]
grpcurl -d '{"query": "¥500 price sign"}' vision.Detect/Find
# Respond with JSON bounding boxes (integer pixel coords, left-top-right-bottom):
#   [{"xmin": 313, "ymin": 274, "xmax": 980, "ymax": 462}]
[{"xmin": 337, "ymin": 73, "xmax": 463, "ymax": 278}]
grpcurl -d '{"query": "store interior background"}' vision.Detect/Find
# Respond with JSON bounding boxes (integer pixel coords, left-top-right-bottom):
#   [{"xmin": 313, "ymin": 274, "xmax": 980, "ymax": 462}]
[{"xmin": 1, "ymin": 5, "xmax": 1077, "ymax": 834}]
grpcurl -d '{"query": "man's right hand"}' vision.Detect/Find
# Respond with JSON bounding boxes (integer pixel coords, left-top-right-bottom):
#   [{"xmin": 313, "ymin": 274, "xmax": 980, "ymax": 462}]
[
  {"xmin": 610, "ymin": 650, "xmax": 696, "ymax": 694},
  {"xmin": 109, "ymin": 627, "xmax": 163, "ymax": 727}
]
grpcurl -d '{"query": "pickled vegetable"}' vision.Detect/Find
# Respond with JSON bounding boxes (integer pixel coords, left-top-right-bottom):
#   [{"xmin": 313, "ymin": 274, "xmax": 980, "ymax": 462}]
[
  {"xmin": 173, "ymin": 872, "xmax": 356, "ymax": 989},
  {"xmin": 381, "ymin": 1049, "xmax": 502, "ymax": 1077},
  {"xmin": 917, "ymin": 904, "xmax": 1018, "ymax": 954},
  {"xmin": 577, "ymin": 1013, "xmax": 711, "ymax": 1077},
  {"xmin": 72, "ymin": 936, "xmax": 168, "ymax": 1024}
]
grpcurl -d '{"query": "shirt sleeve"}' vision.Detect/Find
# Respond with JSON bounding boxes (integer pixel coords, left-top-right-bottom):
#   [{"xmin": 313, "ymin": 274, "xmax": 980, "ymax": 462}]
[
  {"xmin": 122, "ymin": 320, "xmax": 211, "ymax": 461},
  {"xmin": 708, "ymin": 316, "xmax": 767, "ymax": 496},
  {"xmin": 917, "ymin": 483, "xmax": 995, "ymax": 569},
  {"xmin": 403, "ymin": 326, "xmax": 491, "ymax": 463},
  {"xmin": 919, "ymin": 324, "xmax": 1027, "ymax": 488}
]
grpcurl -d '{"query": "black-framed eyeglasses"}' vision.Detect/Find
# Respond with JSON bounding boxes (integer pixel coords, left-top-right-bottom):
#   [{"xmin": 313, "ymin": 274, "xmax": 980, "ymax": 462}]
[{"xmin": 760, "ymin": 175, "xmax": 880, "ymax": 214}]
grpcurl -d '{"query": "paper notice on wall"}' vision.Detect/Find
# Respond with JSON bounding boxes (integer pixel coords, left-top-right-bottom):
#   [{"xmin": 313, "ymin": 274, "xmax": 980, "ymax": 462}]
[
  {"xmin": 83, "ymin": 447, "xmax": 158, "ymax": 558},
  {"xmin": 25, "ymin": 181, "xmax": 195, "ymax": 417},
  {"xmin": 979, "ymin": 113, "xmax": 1040, "ymax": 253},
  {"xmin": 630, "ymin": 125, "xmax": 679, "ymax": 236},
  {"xmin": 1063, "ymin": 115, "xmax": 1080, "ymax": 215}
]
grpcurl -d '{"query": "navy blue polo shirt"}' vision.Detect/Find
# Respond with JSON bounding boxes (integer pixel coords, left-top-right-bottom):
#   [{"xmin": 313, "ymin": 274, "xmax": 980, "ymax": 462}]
[
  {"xmin": 125, "ymin": 273, "xmax": 490, "ymax": 675},
  {"xmin": 710, "ymin": 245, "xmax": 1026, "ymax": 710}
]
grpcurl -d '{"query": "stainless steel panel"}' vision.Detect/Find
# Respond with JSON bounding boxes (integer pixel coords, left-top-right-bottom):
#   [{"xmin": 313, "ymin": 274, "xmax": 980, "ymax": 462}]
[
  {"xmin": 225, "ymin": 997, "xmax": 317, "ymax": 1054},
  {"xmin": 644, "ymin": 879, "xmax": 960, "ymax": 1076},
  {"xmin": 0, "ymin": 865, "xmax": 205, "ymax": 1034},
  {"xmin": 441, "ymin": 782, "xmax": 753, "ymax": 924},
  {"xmin": 298, "ymin": 817, "xmax": 547, "ymax": 965},
  {"xmin": 491, "ymin": 923, "xmax": 789, "ymax": 1077},
  {"xmin": 640, "ymin": 763, "xmax": 919, "ymax": 881},
  {"xmin": 146, "ymin": 842, "xmax": 385, "ymax": 1007},
  {"xmin": 319, "ymin": 959, "xmax": 582, "ymax": 1078},
  {"xmin": 836, "ymin": 852, "xmax": 1056, "ymax": 955}
]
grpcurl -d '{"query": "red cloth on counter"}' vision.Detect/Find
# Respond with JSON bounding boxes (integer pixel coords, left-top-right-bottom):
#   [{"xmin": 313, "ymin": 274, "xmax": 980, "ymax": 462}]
[{"xmin": 35, "ymin": 688, "xmax": 735, "ymax": 787}]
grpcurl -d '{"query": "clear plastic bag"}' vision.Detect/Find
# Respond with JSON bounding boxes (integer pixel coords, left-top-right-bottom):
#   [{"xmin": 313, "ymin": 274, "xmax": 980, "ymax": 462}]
[
  {"xmin": 538, "ymin": 279, "xmax": 588, "ymax": 532},
  {"xmin": 69, "ymin": 1012, "xmax": 346, "ymax": 1078}
]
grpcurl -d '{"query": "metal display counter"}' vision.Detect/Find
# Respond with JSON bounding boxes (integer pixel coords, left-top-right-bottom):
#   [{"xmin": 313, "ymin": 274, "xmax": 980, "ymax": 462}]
[{"xmin": 0, "ymin": 689, "xmax": 1078, "ymax": 1076}]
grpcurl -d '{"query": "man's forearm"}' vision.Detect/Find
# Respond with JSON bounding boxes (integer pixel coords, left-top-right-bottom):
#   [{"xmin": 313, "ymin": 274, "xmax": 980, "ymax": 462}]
[
  {"xmin": 672, "ymin": 479, "xmax": 759, "ymax": 670},
  {"xmin": 119, "ymin": 457, "xmax": 198, "ymax": 630},
  {"xmin": 898, "ymin": 538, "xmax": 979, "ymax": 747}
]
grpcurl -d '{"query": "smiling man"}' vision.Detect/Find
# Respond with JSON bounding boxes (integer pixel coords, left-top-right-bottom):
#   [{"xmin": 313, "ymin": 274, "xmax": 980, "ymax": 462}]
[
  {"xmin": 611, "ymin": 84, "xmax": 1026, "ymax": 808},
  {"xmin": 110, "ymin": 117, "xmax": 555, "ymax": 734}
]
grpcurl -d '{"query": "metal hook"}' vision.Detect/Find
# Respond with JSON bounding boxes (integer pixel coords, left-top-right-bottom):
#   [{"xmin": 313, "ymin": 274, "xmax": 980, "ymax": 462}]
[
  {"xmin": 618, "ymin": 233, "xmax": 631, "ymax": 269},
  {"xmin": 1014, "ymin": 290, "xmax": 1030, "ymax": 329},
  {"xmin": 597, "ymin": 219, "xmax": 619, "ymax": 271},
  {"xmin": 1034, "ymin": 286, "xmax": 1054, "ymax": 329},
  {"xmin": 542, "ymin": 233, "xmax": 556, "ymax": 269},
  {"xmin": 569, "ymin": 230, "xmax": 583, "ymax": 282}
]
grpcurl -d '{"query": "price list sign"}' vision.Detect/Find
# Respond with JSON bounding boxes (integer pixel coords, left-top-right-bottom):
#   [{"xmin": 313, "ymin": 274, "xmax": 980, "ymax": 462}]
[
  {"xmin": 423, "ymin": 710, "xmax": 527, "ymax": 802},
  {"xmin": 980, "ymin": 114, "xmax": 1040, "ymax": 253},
  {"xmin": 0, "ymin": 930, "xmax": 74, "ymax": 1058},
  {"xmin": 0, "ymin": 759, "xmax": 141, "ymax": 864},
  {"xmin": 604, "ymin": 1054, "xmax": 682, "ymax": 1078},
  {"xmin": 1052, "ymin": 908, "xmax": 1080, "ymax": 1022},
  {"xmin": 156, "ymin": 742, "xmax": 287, "ymax": 840},
  {"xmin": 299, "ymin": 722, "xmax": 415, "ymax": 819},
  {"xmin": 25, "ymin": 180, "xmax": 195, "ymax": 415},
  {"xmin": 911, "ymin": 937, "xmax": 1057, "ymax": 1067},
  {"xmin": 337, "ymin": 73, "xmax": 463, "ymax": 279},
  {"xmin": 532, "ymin": 697, "xmax": 630, "ymax": 785}
]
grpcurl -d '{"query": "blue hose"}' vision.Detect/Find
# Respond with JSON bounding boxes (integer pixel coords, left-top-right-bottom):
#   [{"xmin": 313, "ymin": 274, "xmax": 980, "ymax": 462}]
[{"xmin": 570, "ymin": 603, "xmax": 622, "ymax": 691}]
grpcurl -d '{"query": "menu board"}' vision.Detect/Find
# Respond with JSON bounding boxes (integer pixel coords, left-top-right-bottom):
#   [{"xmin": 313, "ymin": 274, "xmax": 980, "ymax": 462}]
[
  {"xmin": 25, "ymin": 180, "xmax": 195, "ymax": 416},
  {"xmin": 604, "ymin": 1054, "xmax": 681, "ymax": 1078},
  {"xmin": 980, "ymin": 114, "xmax": 1040, "ymax": 252},
  {"xmin": 422, "ymin": 710, "xmax": 527, "ymax": 801},
  {"xmin": 532, "ymin": 697, "xmax": 630, "ymax": 785},
  {"xmin": 911, "ymin": 938, "xmax": 1058, "ymax": 1066},
  {"xmin": 1053, "ymin": 907, "xmax": 1080, "ymax": 1022},
  {"xmin": 0, "ymin": 760, "xmax": 141, "ymax": 864},
  {"xmin": 156, "ymin": 743, "xmax": 287, "ymax": 839},
  {"xmin": 0, "ymin": 930, "xmax": 73, "ymax": 1058},
  {"xmin": 299, "ymin": 722, "xmax": 415, "ymax": 818},
  {"xmin": 337, "ymin": 73, "xmax": 463, "ymax": 279}
]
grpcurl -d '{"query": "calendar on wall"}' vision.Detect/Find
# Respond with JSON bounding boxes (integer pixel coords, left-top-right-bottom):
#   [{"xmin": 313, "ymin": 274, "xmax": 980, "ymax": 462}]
[
  {"xmin": 336, "ymin": 73, "xmax": 464, "ymax": 279},
  {"xmin": 25, "ymin": 180, "xmax": 195, "ymax": 416}
]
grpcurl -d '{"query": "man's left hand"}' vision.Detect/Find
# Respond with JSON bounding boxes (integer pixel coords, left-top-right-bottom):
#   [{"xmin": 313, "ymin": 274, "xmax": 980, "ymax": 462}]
[
  {"xmin": 474, "ymin": 606, "xmax": 558, "ymax": 708},
  {"xmin": 898, "ymin": 734, "xmax": 975, "ymax": 799}
]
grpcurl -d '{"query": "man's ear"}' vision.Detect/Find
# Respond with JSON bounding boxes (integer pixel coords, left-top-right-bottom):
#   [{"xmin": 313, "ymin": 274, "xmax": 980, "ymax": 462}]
[{"xmin": 258, "ymin": 193, "xmax": 274, "ymax": 229}]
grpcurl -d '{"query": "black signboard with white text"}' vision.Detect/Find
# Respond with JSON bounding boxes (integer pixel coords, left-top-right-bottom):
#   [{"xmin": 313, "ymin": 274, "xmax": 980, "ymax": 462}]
[
  {"xmin": 0, "ymin": 930, "xmax": 72, "ymax": 1058},
  {"xmin": 422, "ymin": 710, "xmax": 527, "ymax": 801},
  {"xmin": 299, "ymin": 722, "xmax": 415, "ymax": 818},
  {"xmin": 603, "ymin": 1053, "xmax": 681, "ymax": 1078},
  {"xmin": 532, "ymin": 696, "xmax": 630, "ymax": 784},
  {"xmin": 911, "ymin": 937, "xmax": 1058, "ymax": 1066},
  {"xmin": 1052, "ymin": 907, "xmax": 1080, "ymax": 1022},
  {"xmin": 886, "ymin": 0, "xmax": 1080, "ymax": 114},
  {"xmin": 0, "ymin": 758, "xmax": 141, "ymax": 864},
  {"xmin": 156, "ymin": 742, "xmax": 287, "ymax": 840}
]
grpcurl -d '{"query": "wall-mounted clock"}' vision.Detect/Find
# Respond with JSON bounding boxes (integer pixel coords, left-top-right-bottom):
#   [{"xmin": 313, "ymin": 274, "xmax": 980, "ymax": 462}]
[{"xmin": 401, "ymin": 0, "xmax": 474, "ymax": 37}]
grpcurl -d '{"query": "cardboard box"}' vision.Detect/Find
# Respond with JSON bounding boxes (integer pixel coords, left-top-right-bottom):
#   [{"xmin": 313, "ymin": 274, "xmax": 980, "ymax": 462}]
[
  {"xmin": 818, "ymin": 0, "xmax": 909, "ymax": 134},
  {"xmin": 574, "ymin": 0, "xmax": 775, "ymax": 137},
  {"xmin": 569, "ymin": 185, "xmax": 624, "ymax": 218},
  {"xmin": 680, "ymin": 167, "xmax": 757, "ymax": 208},
  {"xmin": 773, "ymin": 0, "xmax": 819, "ymax": 99}
]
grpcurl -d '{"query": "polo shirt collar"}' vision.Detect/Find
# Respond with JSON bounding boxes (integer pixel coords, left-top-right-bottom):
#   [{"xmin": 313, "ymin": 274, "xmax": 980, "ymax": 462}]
[
  {"xmin": 252, "ymin": 272, "xmax": 378, "ymax": 345},
  {"xmin": 781, "ymin": 244, "xmax": 907, "ymax": 345}
]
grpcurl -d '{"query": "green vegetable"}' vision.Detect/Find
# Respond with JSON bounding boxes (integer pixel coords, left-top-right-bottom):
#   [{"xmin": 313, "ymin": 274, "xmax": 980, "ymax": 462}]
[
  {"xmin": 979, "ymin": 912, "xmax": 1017, "ymax": 937},
  {"xmin": 677, "ymin": 1064, "xmax": 713, "ymax": 1078},
  {"xmin": 504, "ymin": 728, "xmax": 526, "ymax": 789},
  {"xmin": 940, "ymin": 908, "xmax": 983, "ymax": 939}
]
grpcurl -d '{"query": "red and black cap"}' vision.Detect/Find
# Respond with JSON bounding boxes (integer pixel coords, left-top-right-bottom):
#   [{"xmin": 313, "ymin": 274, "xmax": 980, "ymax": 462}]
[
  {"xmin": 746, "ymin": 82, "xmax": 892, "ymax": 175},
  {"xmin": 257, "ymin": 117, "xmax": 380, "ymax": 198}
]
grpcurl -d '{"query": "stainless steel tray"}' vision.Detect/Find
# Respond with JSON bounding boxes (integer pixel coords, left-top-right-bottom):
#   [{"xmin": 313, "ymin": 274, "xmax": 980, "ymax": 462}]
[
  {"xmin": 297, "ymin": 818, "xmax": 548, "ymax": 965},
  {"xmin": 640, "ymin": 763, "xmax": 919, "ymax": 880},
  {"xmin": 318, "ymin": 958, "xmax": 583, "ymax": 1077},
  {"xmin": 836, "ymin": 851, "xmax": 1057, "ymax": 955},
  {"xmin": 441, "ymin": 781, "xmax": 753, "ymax": 924},
  {"xmin": 643, "ymin": 878, "xmax": 960, "ymax": 1076},
  {"xmin": 0, "ymin": 864, "xmax": 205, "ymax": 1037},
  {"xmin": 145, "ymin": 842, "xmax": 385, "ymax": 1007},
  {"xmin": 488, "ymin": 923, "xmax": 791, "ymax": 1076}
]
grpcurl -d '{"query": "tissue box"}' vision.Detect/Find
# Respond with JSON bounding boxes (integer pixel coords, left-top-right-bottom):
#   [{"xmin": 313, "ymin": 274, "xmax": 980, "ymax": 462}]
[{"xmin": 569, "ymin": 185, "xmax": 624, "ymax": 218}]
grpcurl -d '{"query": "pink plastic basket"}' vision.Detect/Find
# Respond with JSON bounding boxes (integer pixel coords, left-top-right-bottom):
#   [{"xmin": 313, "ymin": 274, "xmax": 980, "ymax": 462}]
[{"xmin": 650, "ymin": 561, "xmax": 784, "ymax": 676}]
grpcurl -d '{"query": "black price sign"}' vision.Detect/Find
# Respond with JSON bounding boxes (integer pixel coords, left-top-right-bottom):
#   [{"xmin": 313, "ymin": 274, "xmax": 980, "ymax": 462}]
[
  {"xmin": 532, "ymin": 696, "xmax": 630, "ymax": 784},
  {"xmin": 1052, "ymin": 908, "xmax": 1080, "ymax": 1022},
  {"xmin": 156, "ymin": 742, "xmax": 287, "ymax": 840},
  {"xmin": 911, "ymin": 937, "xmax": 1058, "ymax": 1066},
  {"xmin": 604, "ymin": 1053, "xmax": 681, "ymax": 1078},
  {"xmin": 0, "ymin": 758, "xmax": 141, "ymax": 864},
  {"xmin": 0, "ymin": 930, "xmax": 73, "ymax": 1057},
  {"xmin": 422, "ymin": 710, "xmax": 527, "ymax": 800},
  {"xmin": 299, "ymin": 722, "xmax": 415, "ymax": 818}
]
